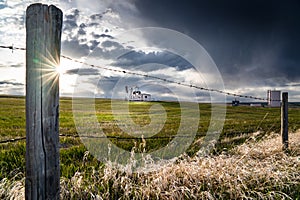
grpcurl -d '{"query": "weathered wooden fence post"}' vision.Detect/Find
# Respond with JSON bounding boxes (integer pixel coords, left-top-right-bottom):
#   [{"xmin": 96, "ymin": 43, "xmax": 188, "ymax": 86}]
[
  {"xmin": 26, "ymin": 4, "xmax": 62, "ymax": 199},
  {"xmin": 281, "ymin": 92, "xmax": 288, "ymax": 151}
]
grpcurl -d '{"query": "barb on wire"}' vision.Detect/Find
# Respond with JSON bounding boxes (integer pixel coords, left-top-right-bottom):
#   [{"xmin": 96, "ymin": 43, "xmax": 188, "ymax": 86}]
[
  {"xmin": 62, "ymin": 55, "xmax": 270, "ymax": 101},
  {"xmin": 0, "ymin": 45, "xmax": 277, "ymax": 102},
  {"xmin": 0, "ymin": 45, "xmax": 26, "ymax": 52},
  {"xmin": 0, "ymin": 137, "xmax": 26, "ymax": 144},
  {"xmin": 59, "ymin": 133, "xmax": 204, "ymax": 140},
  {"xmin": 0, "ymin": 133, "xmax": 208, "ymax": 144}
]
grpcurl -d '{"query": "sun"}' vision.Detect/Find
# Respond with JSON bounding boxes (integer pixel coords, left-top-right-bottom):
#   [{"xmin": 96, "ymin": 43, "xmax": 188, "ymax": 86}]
[
  {"xmin": 55, "ymin": 64, "xmax": 66, "ymax": 77},
  {"xmin": 32, "ymin": 48, "xmax": 62, "ymax": 92},
  {"xmin": 36, "ymin": 50, "xmax": 84, "ymax": 95}
]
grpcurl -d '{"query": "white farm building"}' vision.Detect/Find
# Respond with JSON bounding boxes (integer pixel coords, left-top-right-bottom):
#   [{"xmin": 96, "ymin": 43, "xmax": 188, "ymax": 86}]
[{"xmin": 125, "ymin": 86, "xmax": 152, "ymax": 101}]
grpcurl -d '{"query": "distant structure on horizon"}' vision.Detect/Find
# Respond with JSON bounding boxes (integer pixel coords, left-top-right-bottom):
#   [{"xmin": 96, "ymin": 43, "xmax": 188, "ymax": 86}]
[
  {"xmin": 232, "ymin": 98, "xmax": 240, "ymax": 106},
  {"xmin": 267, "ymin": 90, "xmax": 281, "ymax": 107},
  {"xmin": 125, "ymin": 86, "xmax": 152, "ymax": 101}
]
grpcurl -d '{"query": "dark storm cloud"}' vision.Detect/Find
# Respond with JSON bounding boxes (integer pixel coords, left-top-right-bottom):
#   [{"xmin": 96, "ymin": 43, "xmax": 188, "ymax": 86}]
[
  {"xmin": 101, "ymin": 41, "xmax": 123, "ymax": 49},
  {"xmin": 134, "ymin": 0, "xmax": 300, "ymax": 86},
  {"xmin": 89, "ymin": 40, "xmax": 128, "ymax": 59},
  {"xmin": 65, "ymin": 8, "xmax": 80, "ymax": 20},
  {"xmin": 63, "ymin": 9, "xmax": 80, "ymax": 32},
  {"xmin": 62, "ymin": 8, "xmax": 115, "ymax": 58},
  {"xmin": 62, "ymin": 39, "xmax": 90, "ymax": 58},
  {"xmin": 115, "ymin": 50, "xmax": 193, "ymax": 72},
  {"xmin": 88, "ymin": 40, "xmax": 194, "ymax": 73},
  {"xmin": 0, "ymin": 2, "xmax": 6, "ymax": 10},
  {"xmin": 65, "ymin": 68, "xmax": 99, "ymax": 76},
  {"xmin": 88, "ymin": 22, "xmax": 100, "ymax": 27},
  {"xmin": 0, "ymin": 80, "xmax": 23, "ymax": 86},
  {"xmin": 90, "ymin": 13, "xmax": 103, "ymax": 20},
  {"xmin": 92, "ymin": 33, "xmax": 114, "ymax": 40},
  {"xmin": 290, "ymin": 83, "xmax": 300, "ymax": 87},
  {"xmin": 78, "ymin": 28, "xmax": 86, "ymax": 35},
  {"xmin": 96, "ymin": 76, "xmax": 124, "ymax": 98},
  {"xmin": 89, "ymin": 40, "xmax": 100, "ymax": 50}
]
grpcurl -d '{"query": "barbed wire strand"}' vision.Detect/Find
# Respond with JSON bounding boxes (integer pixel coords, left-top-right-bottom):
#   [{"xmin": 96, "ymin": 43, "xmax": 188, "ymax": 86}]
[
  {"xmin": 0, "ymin": 137, "xmax": 26, "ymax": 144},
  {"xmin": 0, "ymin": 45, "xmax": 276, "ymax": 102},
  {"xmin": 0, "ymin": 134, "xmax": 193, "ymax": 144},
  {"xmin": 0, "ymin": 45, "xmax": 26, "ymax": 52},
  {"xmin": 0, "ymin": 130, "xmax": 264, "ymax": 144},
  {"xmin": 0, "ymin": 45, "xmax": 298, "ymax": 145},
  {"xmin": 62, "ymin": 55, "xmax": 273, "ymax": 101}
]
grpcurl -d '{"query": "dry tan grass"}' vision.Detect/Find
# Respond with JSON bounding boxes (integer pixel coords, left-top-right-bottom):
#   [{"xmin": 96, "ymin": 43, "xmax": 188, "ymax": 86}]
[
  {"xmin": 59, "ymin": 130, "xmax": 300, "ymax": 199},
  {"xmin": 1, "ymin": 130, "xmax": 300, "ymax": 199},
  {"xmin": 0, "ymin": 173, "xmax": 24, "ymax": 200}
]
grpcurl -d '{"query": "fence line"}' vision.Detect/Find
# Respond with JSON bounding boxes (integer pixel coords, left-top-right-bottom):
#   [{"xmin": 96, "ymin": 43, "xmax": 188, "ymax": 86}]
[
  {"xmin": 0, "ymin": 134, "xmax": 204, "ymax": 144},
  {"xmin": 0, "ymin": 45, "xmax": 26, "ymax": 51},
  {"xmin": 0, "ymin": 129, "xmax": 273, "ymax": 144},
  {"xmin": 0, "ymin": 45, "xmax": 277, "ymax": 102},
  {"xmin": 0, "ymin": 105, "xmax": 283, "ymax": 145},
  {"xmin": 0, "ymin": 44, "xmax": 293, "ymax": 147},
  {"xmin": 0, "ymin": 137, "xmax": 26, "ymax": 144},
  {"xmin": 0, "ymin": 44, "xmax": 290, "ymax": 145},
  {"xmin": 0, "ymin": 92, "xmax": 293, "ymax": 145}
]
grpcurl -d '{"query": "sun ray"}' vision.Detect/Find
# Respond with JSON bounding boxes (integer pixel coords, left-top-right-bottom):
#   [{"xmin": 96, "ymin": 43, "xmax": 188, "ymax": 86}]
[{"xmin": 32, "ymin": 47, "xmax": 61, "ymax": 94}]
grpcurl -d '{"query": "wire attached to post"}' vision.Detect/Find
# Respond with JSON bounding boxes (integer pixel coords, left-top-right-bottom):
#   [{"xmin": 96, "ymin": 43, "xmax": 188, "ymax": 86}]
[{"xmin": 0, "ymin": 45, "xmax": 281, "ymax": 102}]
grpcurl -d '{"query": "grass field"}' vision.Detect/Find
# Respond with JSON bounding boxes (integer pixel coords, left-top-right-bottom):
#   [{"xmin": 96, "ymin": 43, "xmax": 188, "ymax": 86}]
[{"xmin": 0, "ymin": 96, "xmax": 299, "ymax": 199}]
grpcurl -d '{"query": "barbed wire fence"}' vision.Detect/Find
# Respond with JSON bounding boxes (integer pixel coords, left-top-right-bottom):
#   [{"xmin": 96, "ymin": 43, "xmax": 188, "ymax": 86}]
[
  {"xmin": 0, "ymin": 44, "xmax": 293, "ymax": 145},
  {"xmin": 0, "ymin": 45, "xmax": 273, "ymax": 101}
]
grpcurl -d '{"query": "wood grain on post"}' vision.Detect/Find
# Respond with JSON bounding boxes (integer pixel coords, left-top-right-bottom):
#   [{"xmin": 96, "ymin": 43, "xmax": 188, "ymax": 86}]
[
  {"xmin": 281, "ymin": 92, "xmax": 288, "ymax": 151},
  {"xmin": 26, "ymin": 4, "xmax": 62, "ymax": 199}
]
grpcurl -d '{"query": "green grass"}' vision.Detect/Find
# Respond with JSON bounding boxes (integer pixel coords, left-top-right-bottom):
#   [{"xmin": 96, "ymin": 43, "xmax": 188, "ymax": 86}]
[
  {"xmin": 0, "ymin": 97, "xmax": 25, "ymax": 140},
  {"xmin": 0, "ymin": 96, "xmax": 300, "ymax": 199}
]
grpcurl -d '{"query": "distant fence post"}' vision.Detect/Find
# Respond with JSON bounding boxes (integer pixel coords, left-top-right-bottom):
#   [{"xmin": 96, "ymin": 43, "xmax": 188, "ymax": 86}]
[
  {"xmin": 26, "ymin": 4, "xmax": 62, "ymax": 199},
  {"xmin": 281, "ymin": 92, "xmax": 288, "ymax": 151}
]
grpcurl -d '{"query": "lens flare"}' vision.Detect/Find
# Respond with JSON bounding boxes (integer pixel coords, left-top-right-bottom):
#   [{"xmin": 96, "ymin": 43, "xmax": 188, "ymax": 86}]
[{"xmin": 34, "ymin": 48, "xmax": 61, "ymax": 91}]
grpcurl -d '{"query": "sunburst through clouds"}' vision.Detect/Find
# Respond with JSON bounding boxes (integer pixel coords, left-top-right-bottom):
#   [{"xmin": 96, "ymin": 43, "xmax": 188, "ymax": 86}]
[{"xmin": 33, "ymin": 47, "xmax": 62, "ymax": 92}]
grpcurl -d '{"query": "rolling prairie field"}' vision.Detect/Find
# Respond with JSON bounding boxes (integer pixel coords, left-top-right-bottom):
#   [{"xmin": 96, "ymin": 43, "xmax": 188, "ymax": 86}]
[
  {"xmin": 1, "ymin": 1, "xmax": 300, "ymax": 199},
  {"xmin": 0, "ymin": 96, "xmax": 300, "ymax": 199}
]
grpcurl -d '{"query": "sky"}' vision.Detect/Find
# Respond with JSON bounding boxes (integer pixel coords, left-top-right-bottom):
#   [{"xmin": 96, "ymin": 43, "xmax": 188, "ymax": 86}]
[{"xmin": 0, "ymin": 0, "xmax": 299, "ymax": 102}]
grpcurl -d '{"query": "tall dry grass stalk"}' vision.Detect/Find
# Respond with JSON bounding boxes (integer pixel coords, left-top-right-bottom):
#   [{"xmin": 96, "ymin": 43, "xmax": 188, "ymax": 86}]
[
  {"xmin": 60, "ymin": 131, "xmax": 300, "ymax": 199},
  {"xmin": 0, "ymin": 173, "xmax": 24, "ymax": 200},
  {"xmin": 1, "ymin": 131, "xmax": 300, "ymax": 199}
]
